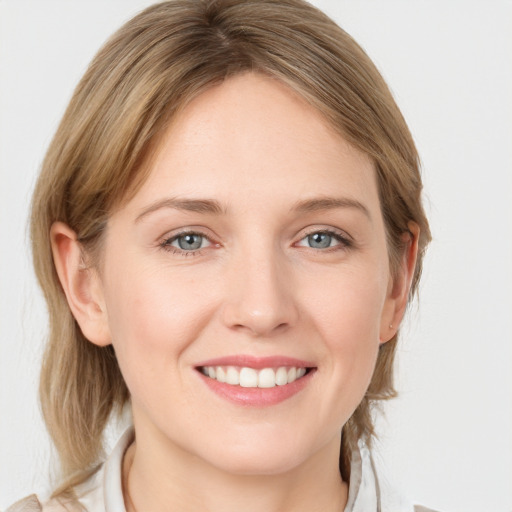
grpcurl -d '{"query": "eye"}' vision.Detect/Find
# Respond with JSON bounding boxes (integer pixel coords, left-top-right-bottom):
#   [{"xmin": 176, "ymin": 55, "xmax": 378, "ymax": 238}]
[
  {"xmin": 296, "ymin": 229, "xmax": 351, "ymax": 250},
  {"xmin": 306, "ymin": 232, "xmax": 335, "ymax": 249},
  {"xmin": 162, "ymin": 232, "xmax": 212, "ymax": 253}
]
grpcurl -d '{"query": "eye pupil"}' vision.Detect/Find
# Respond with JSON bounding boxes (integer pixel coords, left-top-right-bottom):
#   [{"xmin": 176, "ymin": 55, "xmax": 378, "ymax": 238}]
[
  {"xmin": 308, "ymin": 232, "xmax": 331, "ymax": 249},
  {"xmin": 178, "ymin": 234, "xmax": 203, "ymax": 250}
]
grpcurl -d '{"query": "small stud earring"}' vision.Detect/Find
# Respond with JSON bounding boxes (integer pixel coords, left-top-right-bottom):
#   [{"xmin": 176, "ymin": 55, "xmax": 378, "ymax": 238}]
[{"xmin": 389, "ymin": 324, "xmax": 393, "ymax": 329}]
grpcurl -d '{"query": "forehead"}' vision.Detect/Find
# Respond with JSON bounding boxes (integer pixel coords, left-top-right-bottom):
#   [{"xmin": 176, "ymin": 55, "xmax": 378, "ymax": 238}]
[{"xmin": 122, "ymin": 72, "xmax": 379, "ymax": 215}]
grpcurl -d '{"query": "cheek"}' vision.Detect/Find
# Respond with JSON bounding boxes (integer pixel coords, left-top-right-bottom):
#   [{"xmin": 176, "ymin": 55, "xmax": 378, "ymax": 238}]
[
  {"xmin": 302, "ymin": 265, "xmax": 387, "ymax": 402},
  {"xmin": 305, "ymin": 265, "xmax": 387, "ymax": 346},
  {"xmin": 102, "ymin": 262, "xmax": 215, "ymax": 386}
]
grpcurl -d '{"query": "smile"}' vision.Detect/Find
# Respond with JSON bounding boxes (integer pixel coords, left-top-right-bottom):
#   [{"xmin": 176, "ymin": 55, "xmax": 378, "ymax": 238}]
[
  {"xmin": 199, "ymin": 366, "xmax": 309, "ymax": 388},
  {"xmin": 196, "ymin": 356, "xmax": 316, "ymax": 406}
]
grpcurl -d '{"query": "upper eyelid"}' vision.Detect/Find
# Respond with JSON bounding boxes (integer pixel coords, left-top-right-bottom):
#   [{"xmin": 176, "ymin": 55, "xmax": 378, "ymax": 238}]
[
  {"xmin": 161, "ymin": 227, "xmax": 215, "ymax": 242},
  {"xmin": 297, "ymin": 226, "xmax": 352, "ymax": 241}
]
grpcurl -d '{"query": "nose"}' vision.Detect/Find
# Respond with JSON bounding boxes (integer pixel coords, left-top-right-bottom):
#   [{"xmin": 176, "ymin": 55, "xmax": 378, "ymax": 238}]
[{"xmin": 220, "ymin": 245, "xmax": 299, "ymax": 338}]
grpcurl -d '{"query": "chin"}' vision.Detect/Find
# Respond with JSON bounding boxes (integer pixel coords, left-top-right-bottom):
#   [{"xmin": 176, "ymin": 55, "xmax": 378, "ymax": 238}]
[
  {"xmin": 211, "ymin": 451, "xmax": 306, "ymax": 476},
  {"xmin": 196, "ymin": 434, "xmax": 317, "ymax": 476}
]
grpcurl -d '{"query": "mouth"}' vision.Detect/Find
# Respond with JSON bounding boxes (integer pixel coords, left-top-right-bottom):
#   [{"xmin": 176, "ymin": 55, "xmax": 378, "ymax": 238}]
[
  {"xmin": 195, "ymin": 356, "xmax": 316, "ymax": 406},
  {"xmin": 197, "ymin": 365, "xmax": 313, "ymax": 388}
]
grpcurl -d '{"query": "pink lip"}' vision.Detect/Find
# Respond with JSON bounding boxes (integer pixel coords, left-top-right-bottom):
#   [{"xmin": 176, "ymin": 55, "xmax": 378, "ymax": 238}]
[
  {"xmin": 199, "ymin": 372, "xmax": 314, "ymax": 407},
  {"xmin": 195, "ymin": 355, "xmax": 317, "ymax": 407},
  {"xmin": 195, "ymin": 354, "xmax": 315, "ymax": 370}
]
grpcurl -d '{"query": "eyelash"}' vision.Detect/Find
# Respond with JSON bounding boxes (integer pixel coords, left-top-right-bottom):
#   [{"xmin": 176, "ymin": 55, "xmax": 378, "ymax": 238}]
[
  {"xmin": 159, "ymin": 228, "xmax": 353, "ymax": 256},
  {"xmin": 159, "ymin": 230, "xmax": 213, "ymax": 257},
  {"xmin": 297, "ymin": 228, "xmax": 353, "ymax": 252}
]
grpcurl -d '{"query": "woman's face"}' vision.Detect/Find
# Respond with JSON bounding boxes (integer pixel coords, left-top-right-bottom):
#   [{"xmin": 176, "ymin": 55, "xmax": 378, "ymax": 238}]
[{"xmin": 94, "ymin": 73, "xmax": 402, "ymax": 474}]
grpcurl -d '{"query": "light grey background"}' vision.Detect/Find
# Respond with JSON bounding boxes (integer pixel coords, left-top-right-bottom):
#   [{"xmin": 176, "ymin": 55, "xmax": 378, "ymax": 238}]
[{"xmin": 1, "ymin": 1, "xmax": 511, "ymax": 511}]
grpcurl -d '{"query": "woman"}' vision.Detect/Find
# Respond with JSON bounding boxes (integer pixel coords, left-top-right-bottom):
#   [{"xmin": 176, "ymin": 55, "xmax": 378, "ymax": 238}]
[{"xmin": 7, "ymin": 0, "xmax": 433, "ymax": 510}]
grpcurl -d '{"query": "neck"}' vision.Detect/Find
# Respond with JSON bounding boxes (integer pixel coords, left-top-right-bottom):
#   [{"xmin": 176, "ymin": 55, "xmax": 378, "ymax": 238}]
[{"xmin": 122, "ymin": 425, "xmax": 348, "ymax": 512}]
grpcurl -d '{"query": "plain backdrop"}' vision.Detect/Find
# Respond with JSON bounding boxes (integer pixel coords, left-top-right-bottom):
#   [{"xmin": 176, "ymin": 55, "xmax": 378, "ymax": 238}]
[{"xmin": 1, "ymin": 1, "xmax": 511, "ymax": 511}]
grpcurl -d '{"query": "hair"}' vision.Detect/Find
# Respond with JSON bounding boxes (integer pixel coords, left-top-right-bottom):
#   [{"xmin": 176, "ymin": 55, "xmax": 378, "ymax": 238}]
[{"xmin": 30, "ymin": 0, "xmax": 431, "ymax": 498}]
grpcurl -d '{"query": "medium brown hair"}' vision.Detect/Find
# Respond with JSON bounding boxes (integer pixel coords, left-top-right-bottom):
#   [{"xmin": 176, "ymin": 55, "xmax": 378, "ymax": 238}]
[{"xmin": 30, "ymin": 0, "xmax": 431, "ymax": 496}]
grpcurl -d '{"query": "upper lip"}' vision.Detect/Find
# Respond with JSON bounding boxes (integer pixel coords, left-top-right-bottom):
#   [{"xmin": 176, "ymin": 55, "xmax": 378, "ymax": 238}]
[{"xmin": 195, "ymin": 355, "xmax": 315, "ymax": 370}]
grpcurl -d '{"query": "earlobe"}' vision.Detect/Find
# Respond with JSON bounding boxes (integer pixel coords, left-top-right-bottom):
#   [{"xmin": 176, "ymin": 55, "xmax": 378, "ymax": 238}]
[
  {"xmin": 50, "ymin": 222, "xmax": 111, "ymax": 347},
  {"xmin": 379, "ymin": 221, "xmax": 420, "ymax": 344}
]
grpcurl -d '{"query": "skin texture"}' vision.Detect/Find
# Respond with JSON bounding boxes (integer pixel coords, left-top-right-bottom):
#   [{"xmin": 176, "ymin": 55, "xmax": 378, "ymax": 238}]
[{"xmin": 51, "ymin": 73, "xmax": 417, "ymax": 512}]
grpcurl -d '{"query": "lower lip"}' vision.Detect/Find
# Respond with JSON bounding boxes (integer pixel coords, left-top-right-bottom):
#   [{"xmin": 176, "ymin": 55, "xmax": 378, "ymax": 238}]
[{"xmin": 198, "ymin": 370, "xmax": 315, "ymax": 406}]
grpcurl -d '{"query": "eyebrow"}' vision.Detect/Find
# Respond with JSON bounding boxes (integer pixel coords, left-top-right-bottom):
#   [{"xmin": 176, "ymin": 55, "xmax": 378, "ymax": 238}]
[
  {"xmin": 135, "ymin": 197, "xmax": 225, "ymax": 222},
  {"xmin": 135, "ymin": 195, "xmax": 371, "ymax": 223},
  {"xmin": 292, "ymin": 196, "xmax": 371, "ymax": 219}
]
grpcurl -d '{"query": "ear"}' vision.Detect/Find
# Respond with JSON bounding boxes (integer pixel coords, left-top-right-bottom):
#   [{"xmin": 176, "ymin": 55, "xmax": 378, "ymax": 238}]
[
  {"xmin": 379, "ymin": 221, "xmax": 420, "ymax": 344},
  {"xmin": 50, "ymin": 221, "xmax": 111, "ymax": 347}
]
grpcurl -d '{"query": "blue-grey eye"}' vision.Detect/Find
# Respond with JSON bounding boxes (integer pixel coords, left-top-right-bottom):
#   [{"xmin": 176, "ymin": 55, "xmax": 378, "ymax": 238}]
[
  {"xmin": 307, "ymin": 232, "xmax": 333, "ymax": 249},
  {"xmin": 175, "ymin": 233, "xmax": 204, "ymax": 250}
]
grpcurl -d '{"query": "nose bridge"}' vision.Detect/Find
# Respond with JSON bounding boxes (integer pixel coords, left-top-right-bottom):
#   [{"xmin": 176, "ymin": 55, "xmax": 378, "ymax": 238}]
[{"xmin": 222, "ymin": 235, "xmax": 298, "ymax": 336}]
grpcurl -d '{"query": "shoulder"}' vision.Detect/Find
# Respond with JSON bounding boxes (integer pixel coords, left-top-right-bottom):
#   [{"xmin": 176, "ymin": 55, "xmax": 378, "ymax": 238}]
[
  {"xmin": 4, "ymin": 491, "xmax": 89, "ymax": 512},
  {"xmin": 4, "ymin": 466, "xmax": 103, "ymax": 512},
  {"xmin": 4, "ymin": 495, "xmax": 42, "ymax": 512},
  {"xmin": 3, "ymin": 494, "xmax": 80, "ymax": 512},
  {"xmin": 4, "ymin": 427, "xmax": 134, "ymax": 512},
  {"xmin": 379, "ymin": 473, "xmax": 442, "ymax": 512},
  {"xmin": 350, "ymin": 441, "xmax": 442, "ymax": 512},
  {"xmin": 379, "ymin": 478, "xmax": 441, "ymax": 512}
]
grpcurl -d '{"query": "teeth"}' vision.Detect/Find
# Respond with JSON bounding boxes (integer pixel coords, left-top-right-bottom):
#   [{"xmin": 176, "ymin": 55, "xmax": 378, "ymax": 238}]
[
  {"xmin": 200, "ymin": 365, "xmax": 309, "ymax": 388},
  {"xmin": 275, "ymin": 367, "xmax": 288, "ymax": 386},
  {"xmin": 240, "ymin": 367, "xmax": 258, "ymax": 387},
  {"xmin": 216, "ymin": 366, "xmax": 226, "ymax": 383},
  {"xmin": 258, "ymin": 368, "xmax": 275, "ymax": 388},
  {"xmin": 226, "ymin": 366, "xmax": 240, "ymax": 385}
]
